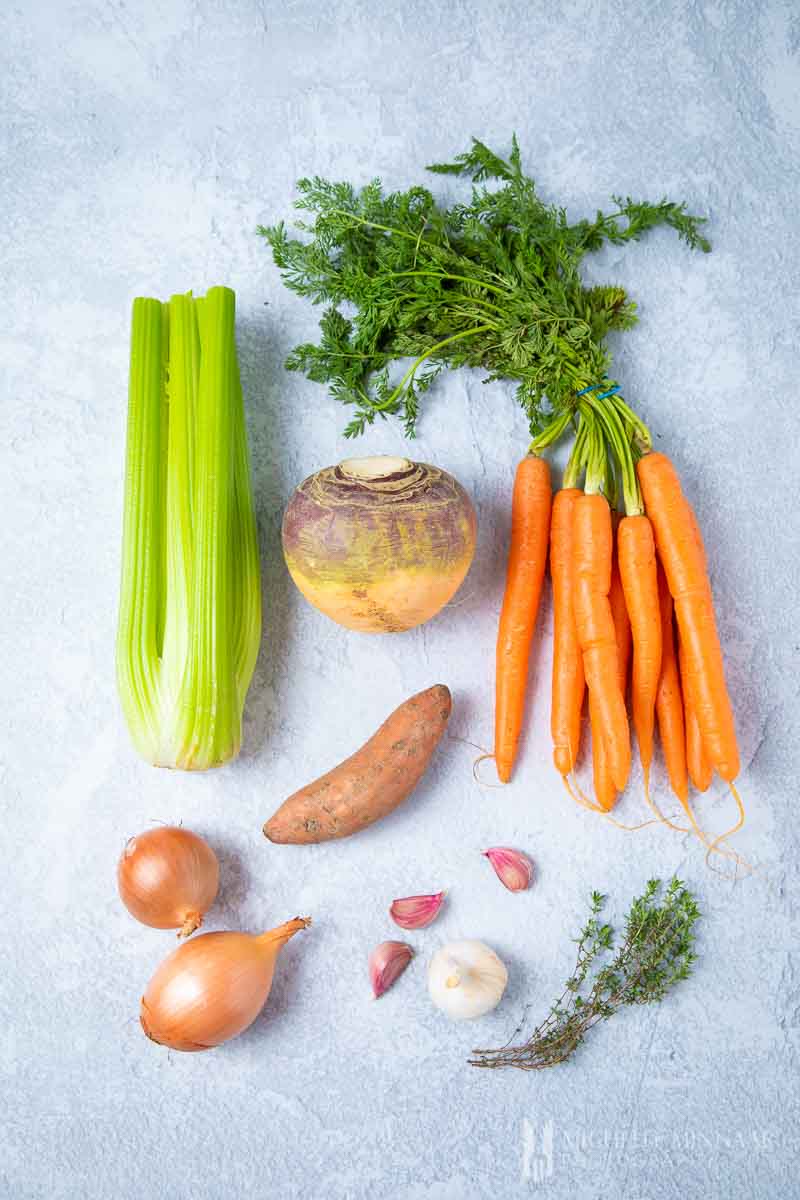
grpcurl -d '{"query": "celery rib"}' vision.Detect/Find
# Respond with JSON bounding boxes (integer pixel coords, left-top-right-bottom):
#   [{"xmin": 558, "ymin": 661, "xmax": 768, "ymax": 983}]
[{"xmin": 117, "ymin": 287, "xmax": 261, "ymax": 769}]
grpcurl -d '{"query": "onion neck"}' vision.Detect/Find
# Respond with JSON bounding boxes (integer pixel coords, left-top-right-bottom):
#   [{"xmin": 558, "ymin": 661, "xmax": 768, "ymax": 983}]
[
  {"xmin": 256, "ymin": 916, "xmax": 312, "ymax": 950},
  {"xmin": 178, "ymin": 911, "xmax": 203, "ymax": 939}
]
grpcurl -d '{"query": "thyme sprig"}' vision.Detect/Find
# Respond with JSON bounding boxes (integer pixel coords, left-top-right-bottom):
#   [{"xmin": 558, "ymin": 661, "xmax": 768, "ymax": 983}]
[
  {"xmin": 260, "ymin": 137, "xmax": 709, "ymax": 442},
  {"xmin": 470, "ymin": 877, "xmax": 701, "ymax": 1071}
]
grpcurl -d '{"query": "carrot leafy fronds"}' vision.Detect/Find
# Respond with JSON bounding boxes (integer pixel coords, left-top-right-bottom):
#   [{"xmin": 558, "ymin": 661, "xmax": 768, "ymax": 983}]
[{"xmin": 260, "ymin": 137, "xmax": 710, "ymax": 441}]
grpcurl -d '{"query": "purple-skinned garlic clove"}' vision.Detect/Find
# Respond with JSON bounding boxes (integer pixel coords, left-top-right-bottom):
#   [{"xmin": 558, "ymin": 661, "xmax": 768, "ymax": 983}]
[
  {"xmin": 389, "ymin": 891, "xmax": 445, "ymax": 930},
  {"xmin": 483, "ymin": 847, "xmax": 533, "ymax": 892},
  {"xmin": 369, "ymin": 941, "xmax": 414, "ymax": 998}
]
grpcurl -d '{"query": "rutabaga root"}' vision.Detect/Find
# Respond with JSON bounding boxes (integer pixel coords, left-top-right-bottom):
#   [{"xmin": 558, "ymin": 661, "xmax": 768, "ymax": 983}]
[{"xmin": 282, "ymin": 459, "xmax": 476, "ymax": 633}]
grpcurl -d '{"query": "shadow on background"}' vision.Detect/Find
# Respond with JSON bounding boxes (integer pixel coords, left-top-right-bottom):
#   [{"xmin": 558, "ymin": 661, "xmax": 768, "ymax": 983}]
[
  {"xmin": 236, "ymin": 309, "xmax": 297, "ymax": 762},
  {"xmin": 210, "ymin": 831, "xmax": 253, "ymax": 926}
]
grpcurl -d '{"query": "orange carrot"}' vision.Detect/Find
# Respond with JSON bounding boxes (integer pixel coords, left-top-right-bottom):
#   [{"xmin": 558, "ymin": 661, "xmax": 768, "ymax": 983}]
[
  {"xmin": 655, "ymin": 566, "xmax": 688, "ymax": 803},
  {"xmin": 572, "ymin": 493, "xmax": 631, "ymax": 792},
  {"xmin": 618, "ymin": 514, "xmax": 662, "ymax": 783},
  {"xmin": 550, "ymin": 488, "xmax": 585, "ymax": 776},
  {"xmin": 679, "ymin": 636, "xmax": 712, "ymax": 792},
  {"xmin": 591, "ymin": 538, "xmax": 630, "ymax": 809},
  {"xmin": 495, "ymin": 455, "xmax": 552, "ymax": 782},
  {"xmin": 687, "ymin": 503, "xmax": 706, "ymax": 567},
  {"xmin": 589, "ymin": 693, "xmax": 617, "ymax": 810},
  {"xmin": 678, "ymin": 503, "xmax": 715, "ymax": 789},
  {"xmin": 610, "ymin": 535, "xmax": 632, "ymax": 695},
  {"xmin": 637, "ymin": 452, "xmax": 739, "ymax": 782}
]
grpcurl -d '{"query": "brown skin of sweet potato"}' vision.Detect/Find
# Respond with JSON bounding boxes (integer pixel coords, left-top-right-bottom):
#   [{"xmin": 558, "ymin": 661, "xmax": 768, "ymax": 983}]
[{"xmin": 263, "ymin": 685, "xmax": 452, "ymax": 844}]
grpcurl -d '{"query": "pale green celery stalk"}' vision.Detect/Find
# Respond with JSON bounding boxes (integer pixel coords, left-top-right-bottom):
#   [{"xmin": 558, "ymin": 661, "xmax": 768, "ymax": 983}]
[{"xmin": 117, "ymin": 286, "xmax": 261, "ymax": 769}]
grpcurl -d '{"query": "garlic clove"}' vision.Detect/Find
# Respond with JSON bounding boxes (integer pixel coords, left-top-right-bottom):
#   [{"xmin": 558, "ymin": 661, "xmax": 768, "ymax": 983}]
[
  {"xmin": 428, "ymin": 939, "xmax": 508, "ymax": 1020},
  {"xmin": 483, "ymin": 847, "xmax": 533, "ymax": 892},
  {"xmin": 389, "ymin": 891, "xmax": 445, "ymax": 930},
  {"xmin": 369, "ymin": 941, "xmax": 414, "ymax": 998}
]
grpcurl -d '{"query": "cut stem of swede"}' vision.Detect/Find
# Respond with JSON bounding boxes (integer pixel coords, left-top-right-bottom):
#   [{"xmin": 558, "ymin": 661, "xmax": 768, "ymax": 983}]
[{"xmin": 338, "ymin": 455, "xmax": 413, "ymax": 481}]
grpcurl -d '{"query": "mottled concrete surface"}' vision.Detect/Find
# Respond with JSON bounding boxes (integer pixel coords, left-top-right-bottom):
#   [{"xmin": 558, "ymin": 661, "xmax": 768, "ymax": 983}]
[{"xmin": 2, "ymin": 2, "xmax": 798, "ymax": 1197}]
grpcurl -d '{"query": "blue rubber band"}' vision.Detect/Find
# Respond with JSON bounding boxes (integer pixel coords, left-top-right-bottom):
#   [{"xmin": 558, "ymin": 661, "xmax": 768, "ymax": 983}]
[{"xmin": 575, "ymin": 382, "xmax": 621, "ymax": 399}]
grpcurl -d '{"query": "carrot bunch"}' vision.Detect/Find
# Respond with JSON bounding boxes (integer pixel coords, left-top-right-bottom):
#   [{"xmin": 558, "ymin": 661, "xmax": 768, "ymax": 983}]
[{"xmin": 493, "ymin": 384, "xmax": 744, "ymax": 863}]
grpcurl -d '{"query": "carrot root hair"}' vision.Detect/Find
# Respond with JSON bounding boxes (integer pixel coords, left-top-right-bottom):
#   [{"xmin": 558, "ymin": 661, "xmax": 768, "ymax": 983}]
[
  {"xmin": 563, "ymin": 772, "xmax": 663, "ymax": 832},
  {"xmin": 563, "ymin": 773, "xmax": 605, "ymax": 813},
  {"xmin": 703, "ymin": 782, "xmax": 751, "ymax": 878},
  {"xmin": 642, "ymin": 775, "xmax": 692, "ymax": 835},
  {"xmin": 642, "ymin": 769, "xmax": 748, "ymax": 872},
  {"xmin": 471, "ymin": 752, "xmax": 506, "ymax": 788},
  {"xmin": 448, "ymin": 733, "xmax": 491, "ymax": 755},
  {"xmin": 602, "ymin": 811, "xmax": 664, "ymax": 833},
  {"xmin": 448, "ymin": 737, "xmax": 505, "ymax": 789}
]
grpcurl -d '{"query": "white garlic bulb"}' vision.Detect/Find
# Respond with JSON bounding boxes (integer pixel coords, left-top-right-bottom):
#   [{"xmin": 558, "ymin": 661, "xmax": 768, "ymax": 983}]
[{"xmin": 428, "ymin": 939, "xmax": 508, "ymax": 1020}]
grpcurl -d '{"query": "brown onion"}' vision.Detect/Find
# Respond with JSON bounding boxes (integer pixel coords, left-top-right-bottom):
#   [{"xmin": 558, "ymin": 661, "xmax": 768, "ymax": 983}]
[
  {"xmin": 117, "ymin": 826, "xmax": 219, "ymax": 937},
  {"xmin": 140, "ymin": 918, "xmax": 311, "ymax": 1051}
]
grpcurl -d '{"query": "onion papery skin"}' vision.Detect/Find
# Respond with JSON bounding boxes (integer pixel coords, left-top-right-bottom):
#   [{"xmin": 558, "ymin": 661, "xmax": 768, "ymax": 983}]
[
  {"xmin": 117, "ymin": 827, "xmax": 219, "ymax": 935},
  {"xmin": 281, "ymin": 457, "xmax": 477, "ymax": 633},
  {"xmin": 140, "ymin": 919, "xmax": 310, "ymax": 1052}
]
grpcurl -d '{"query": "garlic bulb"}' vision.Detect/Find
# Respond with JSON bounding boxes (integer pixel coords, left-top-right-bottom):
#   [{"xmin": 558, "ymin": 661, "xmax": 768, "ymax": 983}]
[{"xmin": 428, "ymin": 940, "xmax": 508, "ymax": 1021}]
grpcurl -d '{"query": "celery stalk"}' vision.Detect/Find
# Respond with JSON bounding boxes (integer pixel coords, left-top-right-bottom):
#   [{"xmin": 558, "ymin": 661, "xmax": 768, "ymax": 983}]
[{"xmin": 117, "ymin": 286, "xmax": 261, "ymax": 769}]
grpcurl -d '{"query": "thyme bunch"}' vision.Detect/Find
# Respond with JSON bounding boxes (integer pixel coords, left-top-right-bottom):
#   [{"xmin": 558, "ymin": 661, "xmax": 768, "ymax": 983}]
[
  {"xmin": 470, "ymin": 877, "xmax": 701, "ymax": 1071},
  {"xmin": 260, "ymin": 137, "xmax": 709, "ymax": 442}
]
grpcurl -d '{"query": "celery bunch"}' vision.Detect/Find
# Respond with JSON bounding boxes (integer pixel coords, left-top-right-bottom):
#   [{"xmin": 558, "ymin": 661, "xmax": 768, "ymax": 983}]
[{"xmin": 117, "ymin": 286, "xmax": 261, "ymax": 769}]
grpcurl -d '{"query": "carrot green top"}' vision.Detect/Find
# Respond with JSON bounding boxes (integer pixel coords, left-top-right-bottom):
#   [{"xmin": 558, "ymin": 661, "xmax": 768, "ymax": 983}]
[{"xmin": 261, "ymin": 137, "xmax": 709, "ymax": 507}]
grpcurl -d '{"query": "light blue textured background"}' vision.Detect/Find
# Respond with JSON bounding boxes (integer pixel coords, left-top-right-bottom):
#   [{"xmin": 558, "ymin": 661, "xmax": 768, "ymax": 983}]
[{"xmin": 2, "ymin": 2, "xmax": 798, "ymax": 1197}]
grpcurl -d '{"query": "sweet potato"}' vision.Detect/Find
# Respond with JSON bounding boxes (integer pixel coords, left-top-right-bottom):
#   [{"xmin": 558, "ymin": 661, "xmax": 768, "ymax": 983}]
[{"xmin": 263, "ymin": 685, "xmax": 452, "ymax": 844}]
